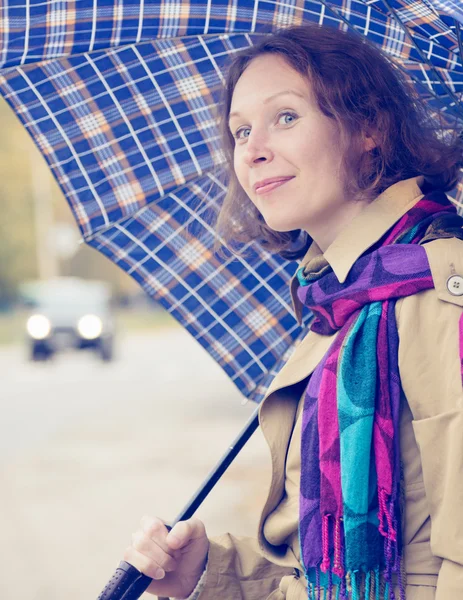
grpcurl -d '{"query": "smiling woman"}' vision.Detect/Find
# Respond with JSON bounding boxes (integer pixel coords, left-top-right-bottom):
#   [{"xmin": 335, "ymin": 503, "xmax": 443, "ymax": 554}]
[
  {"xmin": 227, "ymin": 53, "xmax": 374, "ymax": 250},
  {"xmin": 214, "ymin": 24, "xmax": 462, "ymax": 258},
  {"xmin": 124, "ymin": 23, "xmax": 463, "ymax": 600}
]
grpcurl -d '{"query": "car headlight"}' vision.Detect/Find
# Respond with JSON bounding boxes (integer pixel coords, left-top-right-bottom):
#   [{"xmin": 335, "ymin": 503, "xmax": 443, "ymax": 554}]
[
  {"xmin": 27, "ymin": 315, "xmax": 51, "ymax": 340},
  {"xmin": 77, "ymin": 315, "xmax": 103, "ymax": 340}
]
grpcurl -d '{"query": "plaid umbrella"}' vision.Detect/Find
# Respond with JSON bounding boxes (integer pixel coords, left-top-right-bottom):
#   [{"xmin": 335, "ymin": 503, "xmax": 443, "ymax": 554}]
[
  {"xmin": 1, "ymin": 2, "xmax": 462, "ymax": 599},
  {"xmin": 0, "ymin": 0, "xmax": 462, "ymax": 407}
]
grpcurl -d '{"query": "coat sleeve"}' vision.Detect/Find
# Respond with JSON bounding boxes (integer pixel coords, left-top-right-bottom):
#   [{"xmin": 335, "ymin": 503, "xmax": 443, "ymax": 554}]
[
  {"xmin": 159, "ymin": 534, "xmax": 292, "ymax": 600},
  {"xmin": 183, "ymin": 534, "xmax": 293, "ymax": 600},
  {"xmin": 397, "ymin": 255, "xmax": 463, "ymax": 600}
]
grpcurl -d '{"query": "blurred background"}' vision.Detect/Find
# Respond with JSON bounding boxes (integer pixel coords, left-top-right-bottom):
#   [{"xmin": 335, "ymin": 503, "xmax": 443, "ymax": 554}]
[{"xmin": 0, "ymin": 96, "xmax": 270, "ymax": 599}]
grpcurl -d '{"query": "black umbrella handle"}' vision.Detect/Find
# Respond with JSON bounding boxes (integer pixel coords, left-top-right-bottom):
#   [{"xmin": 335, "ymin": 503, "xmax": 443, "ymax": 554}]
[
  {"xmin": 97, "ymin": 562, "xmax": 152, "ymax": 600},
  {"xmin": 98, "ymin": 522, "xmax": 173, "ymax": 600},
  {"xmin": 96, "ymin": 407, "xmax": 259, "ymax": 600}
]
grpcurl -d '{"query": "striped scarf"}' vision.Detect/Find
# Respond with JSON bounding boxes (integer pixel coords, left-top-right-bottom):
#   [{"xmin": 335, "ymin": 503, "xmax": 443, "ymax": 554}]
[{"xmin": 296, "ymin": 190, "xmax": 463, "ymax": 600}]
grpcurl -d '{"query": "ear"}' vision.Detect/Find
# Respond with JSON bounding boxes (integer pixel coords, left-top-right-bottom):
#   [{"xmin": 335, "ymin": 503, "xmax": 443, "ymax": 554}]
[{"xmin": 363, "ymin": 132, "xmax": 377, "ymax": 152}]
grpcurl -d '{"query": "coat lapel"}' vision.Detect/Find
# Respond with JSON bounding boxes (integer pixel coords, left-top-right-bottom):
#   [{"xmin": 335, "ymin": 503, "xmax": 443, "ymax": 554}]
[
  {"xmin": 264, "ymin": 328, "xmax": 337, "ymax": 399},
  {"xmin": 256, "ymin": 328, "xmax": 338, "ymax": 561}
]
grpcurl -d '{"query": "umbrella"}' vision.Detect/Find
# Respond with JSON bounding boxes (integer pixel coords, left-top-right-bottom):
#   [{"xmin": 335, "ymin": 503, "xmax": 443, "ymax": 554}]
[
  {"xmin": 0, "ymin": 1, "xmax": 462, "ymax": 598},
  {"xmin": 0, "ymin": 0, "xmax": 462, "ymax": 404}
]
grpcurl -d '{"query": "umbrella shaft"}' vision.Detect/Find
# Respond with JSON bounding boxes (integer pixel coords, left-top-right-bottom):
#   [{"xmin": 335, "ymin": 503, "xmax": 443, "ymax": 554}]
[
  {"xmin": 172, "ymin": 406, "xmax": 260, "ymax": 525},
  {"xmin": 97, "ymin": 405, "xmax": 260, "ymax": 600}
]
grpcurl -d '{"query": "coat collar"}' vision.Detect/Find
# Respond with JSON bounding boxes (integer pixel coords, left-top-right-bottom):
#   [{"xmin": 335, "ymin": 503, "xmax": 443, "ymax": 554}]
[{"xmin": 290, "ymin": 176, "xmax": 425, "ymax": 324}]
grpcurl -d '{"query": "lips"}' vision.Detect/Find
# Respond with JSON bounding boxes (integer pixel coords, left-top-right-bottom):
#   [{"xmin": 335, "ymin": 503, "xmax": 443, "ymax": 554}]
[{"xmin": 254, "ymin": 177, "xmax": 294, "ymax": 195}]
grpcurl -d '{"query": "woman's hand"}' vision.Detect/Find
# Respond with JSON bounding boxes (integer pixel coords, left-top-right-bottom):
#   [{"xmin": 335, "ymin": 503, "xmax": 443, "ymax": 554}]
[{"xmin": 123, "ymin": 516, "xmax": 209, "ymax": 599}]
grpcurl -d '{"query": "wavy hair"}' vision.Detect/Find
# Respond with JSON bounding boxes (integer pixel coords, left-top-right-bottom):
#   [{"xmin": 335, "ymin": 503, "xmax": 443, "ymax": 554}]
[{"xmin": 213, "ymin": 24, "xmax": 463, "ymax": 259}]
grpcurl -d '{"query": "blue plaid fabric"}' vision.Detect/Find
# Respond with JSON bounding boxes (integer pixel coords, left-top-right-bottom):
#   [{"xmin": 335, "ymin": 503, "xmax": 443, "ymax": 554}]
[
  {"xmin": 89, "ymin": 168, "xmax": 302, "ymax": 400},
  {"xmin": 0, "ymin": 0, "xmax": 462, "ymax": 402},
  {"xmin": 431, "ymin": 0, "xmax": 463, "ymax": 26}
]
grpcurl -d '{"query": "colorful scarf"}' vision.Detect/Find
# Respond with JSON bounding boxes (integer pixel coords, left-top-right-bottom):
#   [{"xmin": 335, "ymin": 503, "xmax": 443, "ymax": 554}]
[{"xmin": 296, "ymin": 190, "xmax": 463, "ymax": 600}]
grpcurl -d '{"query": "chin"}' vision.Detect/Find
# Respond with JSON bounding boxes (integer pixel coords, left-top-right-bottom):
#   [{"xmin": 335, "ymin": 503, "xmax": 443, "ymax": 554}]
[{"xmin": 262, "ymin": 216, "xmax": 300, "ymax": 234}]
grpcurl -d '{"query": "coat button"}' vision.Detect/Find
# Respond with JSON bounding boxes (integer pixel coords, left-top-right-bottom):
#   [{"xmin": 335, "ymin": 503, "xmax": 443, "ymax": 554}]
[{"xmin": 447, "ymin": 275, "xmax": 463, "ymax": 296}]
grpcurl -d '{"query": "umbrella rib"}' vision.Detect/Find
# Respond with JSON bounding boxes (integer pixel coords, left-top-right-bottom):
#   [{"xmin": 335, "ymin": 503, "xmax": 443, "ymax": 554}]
[
  {"xmin": 395, "ymin": 61, "xmax": 462, "ymax": 119},
  {"xmin": 251, "ymin": 0, "xmax": 259, "ymax": 32},
  {"xmin": 391, "ymin": 57, "xmax": 463, "ymax": 124},
  {"xmin": 205, "ymin": 0, "xmax": 212, "ymax": 34},
  {"xmin": 20, "ymin": 0, "xmax": 30, "ymax": 66},
  {"xmin": 395, "ymin": 61, "xmax": 463, "ymax": 128},
  {"xmin": 380, "ymin": 0, "xmax": 463, "ymax": 117},
  {"xmin": 315, "ymin": 0, "xmax": 463, "ymax": 119},
  {"xmin": 89, "ymin": 0, "xmax": 98, "ymax": 53},
  {"xmin": 455, "ymin": 18, "xmax": 463, "ymax": 76},
  {"xmin": 136, "ymin": 0, "xmax": 145, "ymax": 43}
]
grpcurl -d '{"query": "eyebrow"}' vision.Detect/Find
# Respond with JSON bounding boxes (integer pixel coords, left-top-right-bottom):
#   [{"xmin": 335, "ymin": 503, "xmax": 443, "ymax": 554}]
[{"xmin": 228, "ymin": 90, "xmax": 306, "ymax": 122}]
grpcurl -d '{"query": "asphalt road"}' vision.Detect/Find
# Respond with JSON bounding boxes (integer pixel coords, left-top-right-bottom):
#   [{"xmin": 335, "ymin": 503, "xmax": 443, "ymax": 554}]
[{"xmin": 0, "ymin": 328, "xmax": 270, "ymax": 600}]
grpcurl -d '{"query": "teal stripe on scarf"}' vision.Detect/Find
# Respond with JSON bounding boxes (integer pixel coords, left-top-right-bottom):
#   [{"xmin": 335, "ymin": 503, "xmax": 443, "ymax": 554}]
[{"xmin": 338, "ymin": 301, "xmax": 384, "ymax": 570}]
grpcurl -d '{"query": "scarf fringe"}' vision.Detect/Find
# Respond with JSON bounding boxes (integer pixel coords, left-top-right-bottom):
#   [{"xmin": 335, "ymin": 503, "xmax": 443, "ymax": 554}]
[
  {"xmin": 378, "ymin": 488, "xmax": 397, "ymax": 542},
  {"xmin": 307, "ymin": 562, "xmax": 408, "ymax": 600},
  {"xmin": 320, "ymin": 515, "xmax": 345, "ymax": 578},
  {"xmin": 307, "ymin": 505, "xmax": 406, "ymax": 599}
]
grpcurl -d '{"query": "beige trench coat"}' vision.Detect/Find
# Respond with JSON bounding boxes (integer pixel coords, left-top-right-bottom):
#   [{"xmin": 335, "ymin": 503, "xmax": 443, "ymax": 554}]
[{"xmin": 177, "ymin": 177, "xmax": 463, "ymax": 600}]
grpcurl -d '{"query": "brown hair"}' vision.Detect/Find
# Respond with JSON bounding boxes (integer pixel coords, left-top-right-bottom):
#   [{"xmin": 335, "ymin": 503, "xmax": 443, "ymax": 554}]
[{"xmin": 214, "ymin": 24, "xmax": 463, "ymax": 259}]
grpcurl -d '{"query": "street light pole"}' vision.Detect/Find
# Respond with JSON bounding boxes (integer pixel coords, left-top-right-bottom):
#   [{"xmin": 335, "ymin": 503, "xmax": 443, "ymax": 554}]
[{"xmin": 29, "ymin": 145, "xmax": 58, "ymax": 280}]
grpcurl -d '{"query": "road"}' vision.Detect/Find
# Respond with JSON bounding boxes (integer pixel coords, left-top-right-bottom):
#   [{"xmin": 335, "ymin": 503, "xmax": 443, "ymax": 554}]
[{"xmin": 0, "ymin": 328, "xmax": 270, "ymax": 600}]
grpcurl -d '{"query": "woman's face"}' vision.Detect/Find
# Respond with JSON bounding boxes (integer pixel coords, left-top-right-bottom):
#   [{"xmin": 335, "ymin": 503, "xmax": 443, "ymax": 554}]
[{"xmin": 229, "ymin": 54, "xmax": 371, "ymax": 244}]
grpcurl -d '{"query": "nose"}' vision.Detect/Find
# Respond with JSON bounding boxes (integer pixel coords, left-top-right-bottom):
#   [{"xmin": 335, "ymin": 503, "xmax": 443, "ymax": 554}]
[{"xmin": 243, "ymin": 130, "xmax": 274, "ymax": 167}]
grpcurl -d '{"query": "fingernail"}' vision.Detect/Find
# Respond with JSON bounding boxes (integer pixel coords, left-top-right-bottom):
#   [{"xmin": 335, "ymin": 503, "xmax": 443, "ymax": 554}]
[
  {"xmin": 168, "ymin": 533, "xmax": 181, "ymax": 546},
  {"xmin": 154, "ymin": 568, "xmax": 165, "ymax": 580}
]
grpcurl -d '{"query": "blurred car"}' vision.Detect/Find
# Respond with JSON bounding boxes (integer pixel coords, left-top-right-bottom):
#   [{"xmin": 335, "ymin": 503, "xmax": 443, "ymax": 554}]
[{"xmin": 21, "ymin": 278, "xmax": 115, "ymax": 362}]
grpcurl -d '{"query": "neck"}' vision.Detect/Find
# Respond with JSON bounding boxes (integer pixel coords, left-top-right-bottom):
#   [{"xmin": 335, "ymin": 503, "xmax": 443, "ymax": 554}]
[{"xmin": 305, "ymin": 197, "xmax": 373, "ymax": 253}]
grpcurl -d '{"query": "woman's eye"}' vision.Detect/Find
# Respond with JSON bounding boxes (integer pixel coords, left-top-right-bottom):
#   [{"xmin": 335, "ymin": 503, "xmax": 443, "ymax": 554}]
[
  {"xmin": 233, "ymin": 111, "xmax": 298, "ymax": 140},
  {"xmin": 278, "ymin": 111, "xmax": 298, "ymax": 125},
  {"xmin": 234, "ymin": 127, "xmax": 251, "ymax": 140}
]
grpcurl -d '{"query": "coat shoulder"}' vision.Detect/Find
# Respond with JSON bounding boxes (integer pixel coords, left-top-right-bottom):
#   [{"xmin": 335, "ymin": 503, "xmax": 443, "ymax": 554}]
[{"xmin": 422, "ymin": 236, "xmax": 463, "ymax": 308}]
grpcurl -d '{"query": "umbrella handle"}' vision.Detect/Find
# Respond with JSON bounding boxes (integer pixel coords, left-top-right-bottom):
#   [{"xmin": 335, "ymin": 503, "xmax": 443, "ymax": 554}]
[
  {"xmin": 97, "ymin": 523, "xmax": 173, "ymax": 600},
  {"xmin": 96, "ymin": 561, "xmax": 152, "ymax": 600},
  {"xmin": 96, "ymin": 408, "xmax": 259, "ymax": 600}
]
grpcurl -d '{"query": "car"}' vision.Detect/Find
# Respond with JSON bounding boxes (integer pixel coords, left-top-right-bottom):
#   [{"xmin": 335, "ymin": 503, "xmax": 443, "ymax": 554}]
[{"xmin": 22, "ymin": 278, "xmax": 116, "ymax": 362}]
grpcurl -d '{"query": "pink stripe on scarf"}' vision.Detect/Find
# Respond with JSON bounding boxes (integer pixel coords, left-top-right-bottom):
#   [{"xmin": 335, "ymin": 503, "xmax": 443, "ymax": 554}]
[
  {"xmin": 374, "ymin": 303, "xmax": 394, "ymax": 495},
  {"xmin": 318, "ymin": 334, "xmax": 343, "ymax": 518}
]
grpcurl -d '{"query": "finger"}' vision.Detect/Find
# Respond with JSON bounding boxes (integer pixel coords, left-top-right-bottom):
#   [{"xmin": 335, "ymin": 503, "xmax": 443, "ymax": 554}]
[
  {"xmin": 140, "ymin": 516, "xmax": 172, "ymax": 554},
  {"xmin": 166, "ymin": 517, "xmax": 206, "ymax": 551},
  {"xmin": 122, "ymin": 546, "xmax": 167, "ymax": 580},
  {"xmin": 131, "ymin": 531, "xmax": 177, "ymax": 573}
]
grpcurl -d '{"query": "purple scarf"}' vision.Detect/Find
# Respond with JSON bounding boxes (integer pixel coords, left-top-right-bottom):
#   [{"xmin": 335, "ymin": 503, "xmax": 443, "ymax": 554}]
[{"xmin": 295, "ymin": 190, "xmax": 463, "ymax": 600}]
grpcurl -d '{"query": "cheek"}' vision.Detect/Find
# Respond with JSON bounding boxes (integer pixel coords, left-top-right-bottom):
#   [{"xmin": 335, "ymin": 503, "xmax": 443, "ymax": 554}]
[{"xmin": 233, "ymin": 152, "xmax": 248, "ymax": 190}]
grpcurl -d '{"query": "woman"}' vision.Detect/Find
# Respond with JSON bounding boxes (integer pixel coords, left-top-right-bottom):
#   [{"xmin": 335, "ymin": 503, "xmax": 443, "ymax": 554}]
[{"xmin": 123, "ymin": 24, "xmax": 463, "ymax": 600}]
